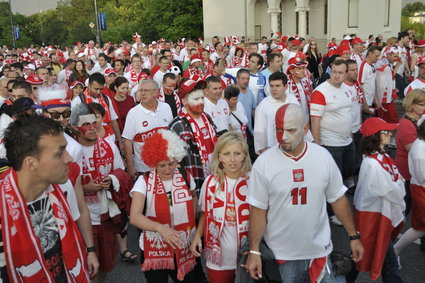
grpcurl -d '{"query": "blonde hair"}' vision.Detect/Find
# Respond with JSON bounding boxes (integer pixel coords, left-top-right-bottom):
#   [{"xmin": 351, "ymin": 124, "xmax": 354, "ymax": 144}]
[
  {"xmin": 403, "ymin": 89, "xmax": 425, "ymax": 112},
  {"xmin": 211, "ymin": 132, "xmax": 251, "ymax": 188}
]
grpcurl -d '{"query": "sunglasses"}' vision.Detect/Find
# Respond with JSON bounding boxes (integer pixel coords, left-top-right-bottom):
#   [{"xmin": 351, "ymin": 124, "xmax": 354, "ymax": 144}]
[{"xmin": 46, "ymin": 109, "xmax": 71, "ymax": 119}]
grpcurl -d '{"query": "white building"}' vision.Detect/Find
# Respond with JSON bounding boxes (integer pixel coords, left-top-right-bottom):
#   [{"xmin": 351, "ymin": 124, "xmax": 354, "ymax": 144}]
[{"xmin": 203, "ymin": 0, "xmax": 402, "ymax": 48}]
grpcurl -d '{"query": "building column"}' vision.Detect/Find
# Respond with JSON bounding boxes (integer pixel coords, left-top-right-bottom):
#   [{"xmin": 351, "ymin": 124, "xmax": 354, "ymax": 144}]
[
  {"xmin": 295, "ymin": 0, "xmax": 310, "ymax": 38},
  {"xmin": 267, "ymin": 8, "xmax": 281, "ymax": 34}
]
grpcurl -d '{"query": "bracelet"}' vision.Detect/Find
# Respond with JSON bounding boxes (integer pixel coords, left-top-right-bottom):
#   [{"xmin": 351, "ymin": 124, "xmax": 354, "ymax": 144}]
[
  {"xmin": 349, "ymin": 232, "xmax": 361, "ymax": 241},
  {"xmin": 249, "ymin": 250, "xmax": 261, "ymax": 256},
  {"xmin": 86, "ymin": 246, "xmax": 97, "ymax": 253}
]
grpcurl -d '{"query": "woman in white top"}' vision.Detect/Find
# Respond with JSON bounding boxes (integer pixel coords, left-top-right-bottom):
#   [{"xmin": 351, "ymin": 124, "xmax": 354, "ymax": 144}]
[
  {"xmin": 191, "ymin": 132, "xmax": 251, "ymax": 283},
  {"xmin": 129, "ymin": 129, "xmax": 205, "ymax": 283}
]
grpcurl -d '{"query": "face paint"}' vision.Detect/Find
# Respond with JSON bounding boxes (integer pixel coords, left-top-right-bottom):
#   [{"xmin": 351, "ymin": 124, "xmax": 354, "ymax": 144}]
[
  {"xmin": 77, "ymin": 114, "xmax": 97, "ymax": 127},
  {"xmin": 186, "ymin": 90, "xmax": 205, "ymax": 115},
  {"xmin": 275, "ymin": 104, "xmax": 305, "ymax": 153}
]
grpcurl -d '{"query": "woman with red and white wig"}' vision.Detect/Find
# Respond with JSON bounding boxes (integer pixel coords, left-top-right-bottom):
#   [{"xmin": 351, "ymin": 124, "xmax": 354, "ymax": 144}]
[
  {"xmin": 129, "ymin": 129, "xmax": 205, "ymax": 283},
  {"xmin": 190, "ymin": 131, "xmax": 252, "ymax": 283}
]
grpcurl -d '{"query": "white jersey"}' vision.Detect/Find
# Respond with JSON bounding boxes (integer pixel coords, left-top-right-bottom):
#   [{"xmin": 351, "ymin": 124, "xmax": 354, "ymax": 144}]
[
  {"xmin": 376, "ymin": 62, "xmax": 395, "ymax": 104},
  {"xmin": 404, "ymin": 78, "xmax": 425, "ymax": 96},
  {"xmin": 229, "ymin": 102, "xmax": 248, "ymax": 135},
  {"xmin": 91, "ymin": 62, "xmax": 112, "ymax": 75},
  {"xmin": 350, "ymin": 52, "xmax": 364, "ymax": 67},
  {"xmin": 83, "ymin": 47, "xmax": 99, "ymax": 62},
  {"xmin": 409, "ymin": 139, "xmax": 425, "ymax": 187},
  {"xmin": 65, "ymin": 133, "xmax": 83, "ymax": 167},
  {"xmin": 71, "ymin": 95, "xmax": 119, "ymax": 121},
  {"xmin": 358, "ymin": 60, "xmax": 376, "ymax": 106},
  {"xmin": 59, "ymin": 179, "xmax": 80, "ymax": 221},
  {"xmin": 310, "ymin": 81, "xmax": 353, "ymax": 146},
  {"xmin": 396, "ymin": 45, "xmax": 407, "ymax": 77},
  {"xmin": 247, "ymin": 143, "xmax": 346, "ymax": 260},
  {"xmin": 122, "ymin": 102, "xmax": 173, "ymax": 173},
  {"xmin": 343, "ymin": 81, "xmax": 363, "ymax": 133},
  {"xmin": 254, "ymin": 94, "xmax": 299, "ymax": 153},
  {"xmin": 80, "ymin": 138, "xmax": 125, "ymax": 225},
  {"xmin": 203, "ymin": 97, "xmax": 230, "ymax": 133}
]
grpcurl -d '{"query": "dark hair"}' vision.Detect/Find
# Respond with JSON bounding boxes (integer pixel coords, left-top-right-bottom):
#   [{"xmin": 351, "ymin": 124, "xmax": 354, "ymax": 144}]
[
  {"xmin": 224, "ymin": 85, "xmax": 239, "ymax": 100},
  {"xmin": 269, "ymin": 71, "xmax": 288, "ymax": 85},
  {"xmin": 267, "ymin": 52, "xmax": 283, "ymax": 65},
  {"xmin": 159, "ymin": 56, "xmax": 168, "ymax": 63},
  {"xmin": 236, "ymin": 68, "xmax": 250, "ymax": 78},
  {"xmin": 163, "ymin": 72, "xmax": 176, "ymax": 82},
  {"xmin": 88, "ymin": 102, "xmax": 105, "ymax": 117},
  {"xmin": 214, "ymin": 42, "xmax": 221, "ymax": 49},
  {"xmin": 366, "ymin": 45, "xmax": 381, "ymax": 57},
  {"xmin": 98, "ymin": 53, "xmax": 108, "ymax": 60},
  {"xmin": 248, "ymin": 53, "xmax": 264, "ymax": 68},
  {"xmin": 10, "ymin": 62, "xmax": 23, "ymax": 72},
  {"xmin": 88, "ymin": 72, "xmax": 105, "ymax": 85},
  {"xmin": 359, "ymin": 132, "xmax": 383, "ymax": 155},
  {"xmin": 331, "ymin": 59, "xmax": 348, "ymax": 72},
  {"xmin": 141, "ymin": 68, "xmax": 151, "ymax": 76},
  {"xmin": 110, "ymin": 76, "xmax": 128, "ymax": 92},
  {"xmin": 346, "ymin": 59, "xmax": 357, "ymax": 66},
  {"xmin": 113, "ymin": 59, "xmax": 125, "ymax": 68},
  {"xmin": 206, "ymin": 75, "xmax": 221, "ymax": 87},
  {"xmin": 12, "ymin": 81, "xmax": 32, "ymax": 95},
  {"xmin": 65, "ymin": 59, "xmax": 75, "ymax": 66},
  {"xmin": 398, "ymin": 31, "xmax": 409, "ymax": 40},
  {"xmin": 4, "ymin": 115, "xmax": 63, "ymax": 170},
  {"xmin": 418, "ymin": 121, "xmax": 425, "ymax": 141},
  {"xmin": 160, "ymin": 49, "xmax": 172, "ymax": 55},
  {"xmin": 131, "ymin": 53, "xmax": 141, "ymax": 61}
]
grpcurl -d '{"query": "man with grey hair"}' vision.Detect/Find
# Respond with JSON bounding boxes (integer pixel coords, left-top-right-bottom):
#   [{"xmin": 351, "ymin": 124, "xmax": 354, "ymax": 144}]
[{"xmin": 122, "ymin": 79, "xmax": 173, "ymax": 179}]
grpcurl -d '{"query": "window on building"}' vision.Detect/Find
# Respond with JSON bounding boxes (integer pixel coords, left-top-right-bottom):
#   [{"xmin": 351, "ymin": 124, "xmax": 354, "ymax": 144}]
[
  {"xmin": 348, "ymin": 0, "xmax": 359, "ymax": 28},
  {"xmin": 384, "ymin": 0, "xmax": 390, "ymax": 27},
  {"xmin": 324, "ymin": 0, "xmax": 328, "ymax": 34}
]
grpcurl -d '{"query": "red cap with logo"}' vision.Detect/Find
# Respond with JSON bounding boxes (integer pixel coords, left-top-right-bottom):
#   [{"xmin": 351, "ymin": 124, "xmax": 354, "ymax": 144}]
[
  {"xmin": 360, "ymin": 117, "xmax": 398, "ymax": 137},
  {"xmin": 177, "ymin": 79, "xmax": 206, "ymax": 100},
  {"xmin": 286, "ymin": 52, "xmax": 308, "ymax": 74},
  {"xmin": 104, "ymin": 68, "xmax": 117, "ymax": 76},
  {"xmin": 416, "ymin": 39, "xmax": 425, "ymax": 48},
  {"xmin": 26, "ymin": 74, "xmax": 43, "ymax": 85}
]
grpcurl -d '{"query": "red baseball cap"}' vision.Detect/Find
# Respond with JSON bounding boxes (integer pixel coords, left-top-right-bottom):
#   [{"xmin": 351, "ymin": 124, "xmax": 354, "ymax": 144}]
[
  {"xmin": 336, "ymin": 44, "xmax": 351, "ymax": 55},
  {"xmin": 286, "ymin": 53, "xmax": 308, "ymax": 74},
  {"xmin": 340, "ymin": 40, "xmax": 350, "ymax": 46},
  {"xmin": 26, "ymin": 74, "xmax": 43, "ymax": 85},
  {"xmin": 70, "ymin": 81, "xmax": 84, "ymax": 89},
  {"xmin": 351, "ymin": 37, "xmax": 364, "ymax": 45},
  {"xmin": 292, "ymin": 39, "xmax": 302, "ymax": 46},
  {"xmin": 178, "ymin": 79, "xmax": 206, "ymax": 99},
  {"xmin": 416, "ymin": 39, "xmax": 425, "ymax": 48},
  {"xmin": 190, "ymin": 54, "xmax": 202, "ymax": 64},
  {"xmin": 104, "ymin": 68, "xmax": 117, "ymax": 76},
  {"xmin": 138, "ymin": 72, "xmax": 150, "ymax": 81},
  {"xmin": 417, "ymin": 56, "xmax": 425, "ymax": 66},
  {"xmin": 360, "ymin": 117, "xmax": 398, "ymax": 137}
]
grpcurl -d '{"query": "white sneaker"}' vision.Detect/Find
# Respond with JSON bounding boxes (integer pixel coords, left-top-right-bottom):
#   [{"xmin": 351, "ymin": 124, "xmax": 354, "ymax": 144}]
[{"xmin": 330, "ymin": 215, "xmax": 343, "ymax": 226}]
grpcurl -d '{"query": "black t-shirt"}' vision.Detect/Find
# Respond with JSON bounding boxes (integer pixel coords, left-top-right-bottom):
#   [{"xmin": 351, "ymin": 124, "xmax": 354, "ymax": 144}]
[
  {"xmin": 164, "ymin": 93, "xmax": 178, "ymax": 117},
  {"xmin": 0, "ymin": 193, "xmax": 67, "ymax": 282}
]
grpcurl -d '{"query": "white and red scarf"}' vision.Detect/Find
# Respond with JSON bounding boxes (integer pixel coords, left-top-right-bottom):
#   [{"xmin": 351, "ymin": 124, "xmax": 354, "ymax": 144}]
[
  {"xmin": 83, "ymin": 138, "xmax": 114, "ymax": 203},
  {"xmin": 287, "ymin": 74, "xmax": 311, "ymax": 107},
  {"xmin": 369, "ymin": 152, "xmax": 400, "ymax": 182},
  {"xmin": 232, "ymin": 57, "xmax": 243, "ymax": 68},
  {"xmin": 158, "ymin": 88, "xmax": 182, "ymax": 114},
  {"xmin": 142, "ymin": 169, "xmax": 196, "ymax": 280},
  {"xmin": 83, "ymin": 89, "xmax": 114, "ymax": 136},
  {"xmin": 184, "ymin": 67, "xmax": 203, "ymax": 82},
  {"xmin": 0, "ymin": 169, "xmax": 89, "ymax": 282},
  {"xmin": 180, "ymin": 112, "xmax": 217, "ymax": 164},
  {"xmin": 203, "ymin": 176, "xmax": 250, "ymax": 266}
]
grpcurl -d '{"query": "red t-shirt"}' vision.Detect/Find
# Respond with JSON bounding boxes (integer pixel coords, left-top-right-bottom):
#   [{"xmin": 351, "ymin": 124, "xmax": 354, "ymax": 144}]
[
  {"xmin": 114, "ymin": 95, "xmax": 135, "ymax": 132},
  {"xmin": 395, "ymin": 117, "xmax": 417, "ymax": 180}
]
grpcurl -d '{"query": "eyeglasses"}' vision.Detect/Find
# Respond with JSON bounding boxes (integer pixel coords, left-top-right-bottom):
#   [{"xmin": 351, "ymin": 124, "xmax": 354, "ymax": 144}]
[
  {"xmin": 46, "ymin": 109, "xmax": 71, "ymax": 119},
  {"xmin": 380, "ymin": 130, "xmax": 390, "ymax": 135}
]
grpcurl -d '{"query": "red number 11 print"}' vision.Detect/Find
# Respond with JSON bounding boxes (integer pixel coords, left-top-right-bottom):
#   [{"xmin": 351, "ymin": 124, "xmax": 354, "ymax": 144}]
[{"xmin": 291, "ymin": 187, "xmax": 307, "ymax": 205}]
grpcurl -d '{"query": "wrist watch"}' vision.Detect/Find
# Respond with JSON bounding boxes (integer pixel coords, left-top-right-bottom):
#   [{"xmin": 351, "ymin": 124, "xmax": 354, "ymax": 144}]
[
  {"xmin": 349, "ymin": 232, "xmax": 361, "ymax": 241},
  {"xmin": 86, "ymin": 246, "xmax": 97, "ymax": 253}
]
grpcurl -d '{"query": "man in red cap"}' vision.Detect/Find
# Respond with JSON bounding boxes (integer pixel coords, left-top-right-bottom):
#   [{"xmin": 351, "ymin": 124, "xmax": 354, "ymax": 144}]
[
  {"xmin": 124, "ymin": 54, "xmax": 143, "ymax": 88},
  {"xmin": 350, "ymin": 37, "xmax": 365, "ymax": 67},
  {"xmin": 405, "ymin": 56, "xmax": 425, "ymax": 95},
  {"xmin": 26, "ymin": 74, "xmax": 43, "ymax": 101},
  {"xmin": 102, "ymin": 68, "xmax": 117, "ymax": 99},
  {"xmin": 286, "ymin": 53, "xmax": 310, "ymax": 123},
  {"xmin": 168, "ymin": 79, "xmax": 217, "ymax": 191},
  {"xmin": 183, "ymin": 54, "xmax": 203, "ymax": 81},
  {"xmin": 123, "ymin": 79, "xmax": 173, "ymax": 179},
  {"xmin": 282, "ymin": 38, "xmax": 302, "ymax": 73}
]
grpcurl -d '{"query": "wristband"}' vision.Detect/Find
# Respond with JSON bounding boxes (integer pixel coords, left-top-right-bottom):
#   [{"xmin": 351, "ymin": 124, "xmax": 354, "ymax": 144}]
[
  {"xmin": 86, "ymin": 246, "xmax": 97, "ymax": 253},
  {"xmin": 349, "ymin": 232, "xmax": 361, "ymax": 241},
  {"xmin": 249, "ymin": 250, "xmax": 261, "ymax": 256}
]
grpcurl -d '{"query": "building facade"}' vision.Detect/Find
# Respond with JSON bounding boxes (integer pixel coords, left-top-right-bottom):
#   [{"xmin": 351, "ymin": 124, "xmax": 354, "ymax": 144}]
[{"xmin": 203, "ymin": 0, "xmax": 402, "ymax": 48}]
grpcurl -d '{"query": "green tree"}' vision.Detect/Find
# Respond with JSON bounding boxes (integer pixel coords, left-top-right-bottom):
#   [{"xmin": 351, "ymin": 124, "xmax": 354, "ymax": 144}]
[{"xmin": 402, "ymin": 2, "xmax": 425, "ymax": 17}]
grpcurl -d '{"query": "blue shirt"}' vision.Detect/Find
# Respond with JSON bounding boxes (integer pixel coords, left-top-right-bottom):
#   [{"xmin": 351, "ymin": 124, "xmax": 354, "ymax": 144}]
[{"xmin": 238, "ymin": 88, "xmax": 256, "ymax": 133}]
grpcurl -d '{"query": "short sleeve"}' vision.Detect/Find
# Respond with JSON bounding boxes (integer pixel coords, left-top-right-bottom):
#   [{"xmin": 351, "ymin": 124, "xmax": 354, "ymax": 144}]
[
  {"xmin": 309, "ymin": 91, "xmax": 326, "ymax": 118},
  {"xmin": 397, "ymin": 121, "xmax": 417, "ymax": 147},
  {"xmin": 325, "ymin": 153, "xmax": 347, "ymax": 203},
  {"xmin": 130, "ymin": 175, "xmax": 147, "ymax": 197},
  {"xmin": 122, "ymin": 110, "xmax": 136, "ymax": 140},
  {"xmin": 246, "ymin": 165, "xmax": 269, "ymax": 210},
  {"xmin": 108, "ymin": 99, "xmax": 118, "ymax": 120}
]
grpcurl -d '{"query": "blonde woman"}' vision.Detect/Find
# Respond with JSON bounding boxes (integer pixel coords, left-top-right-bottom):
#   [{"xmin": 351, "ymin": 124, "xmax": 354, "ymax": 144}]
[{"xmin": 190, "ymin": 132, "xmax": 252, "ymax": 283}]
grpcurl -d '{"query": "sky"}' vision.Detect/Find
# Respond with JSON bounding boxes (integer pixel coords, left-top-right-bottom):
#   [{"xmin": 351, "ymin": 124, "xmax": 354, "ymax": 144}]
[{"xmin": 3, "ymin": 0, "xmax": 421, "ymax": 16}]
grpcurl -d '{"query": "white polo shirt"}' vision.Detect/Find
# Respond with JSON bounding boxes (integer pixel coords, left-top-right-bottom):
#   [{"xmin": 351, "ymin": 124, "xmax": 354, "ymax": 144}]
[{"xmin": 203, "ymin": 97, "xmax": 230, "ymax": 133}]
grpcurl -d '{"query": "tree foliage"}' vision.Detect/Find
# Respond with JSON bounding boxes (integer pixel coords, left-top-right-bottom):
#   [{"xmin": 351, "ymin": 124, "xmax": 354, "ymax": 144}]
[
  {"xmin": 401, "ymin": 2, "xmax": 425, "ymax": 39},
  {"xmin": 0, "ymin": 0, "xmax": 204, "ymax": 48},
  {"xmin": 401, "ymin": 2, "xmax": 425, "ymax": 17}
]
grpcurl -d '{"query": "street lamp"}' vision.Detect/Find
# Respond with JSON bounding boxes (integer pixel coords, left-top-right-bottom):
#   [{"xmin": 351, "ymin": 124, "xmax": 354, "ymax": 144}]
[
  {"xmin": 8, "ymin": 0, "xmax": 16, "ymax": 48},
  {"xmin": 94, "ymin": 0, "xmax": 101, "ymax": 47}
]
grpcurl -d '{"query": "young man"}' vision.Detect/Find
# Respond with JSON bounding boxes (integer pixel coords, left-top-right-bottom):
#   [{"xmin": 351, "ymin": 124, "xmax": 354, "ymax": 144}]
[
  {"xmin": 1, "ymin": 116, "xmax": 90, "ymax": 282},
  {"xmin": 122, "ymin": 79, "xmax": 173, "ymax": 179},
  {"xmin": 358, "ymin": 46, "xmax": 381, "ymax": 114},
  {"xmin": 236, "ymin": 69, "xmax": 256, "ymax": 133},
  {"xmin": 153, "ymin": 56, "xmax": 170, "ymax": 87},
  {"xmin": 158, "ymin": 73, "xmax": 181, "ymax": 117},
  {"xmin": 350, "ymin": 37, "xmax": 365, "ymax": 67},
  {"xmin": 203, "ymin": 76, "xmax": 229, "ymax": 134},
  {"xmin": 71, "ymin": 73, "xmax": 123, "ymax": 151},
  {"xmin": 168, "ymin": 79, "xmax": 217, "ymax": 192},
  {"xmin": 254, "ymin": 71, "xmax": 299, "ymax": 154},
  {"xmin": 183, "ymin": 54, "xmax": 204, "ymax": 81},
  {"xmin": 57, "ymin": 59, "xmax": 76, "ymax": 85},
  {"xmin": 261, "ymin": 53, "xmax": 283, "ymax": 97},
  {"xmin": 91, "ymin": 54, "xmax": 111, "ymax": 75},
  {"xmin": 282, "ymin": 38, "xmax": 302, "ymax": 73},
  {"xmin": 124, "ymin": 54, "xmax": 143, "ymax": 88},
  {"xmin": 245, "ymin": 103, "xmax": 364, "ymax": 282}
]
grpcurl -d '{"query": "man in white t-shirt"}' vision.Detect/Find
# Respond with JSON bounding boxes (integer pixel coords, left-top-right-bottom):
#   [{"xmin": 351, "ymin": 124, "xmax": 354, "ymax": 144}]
[
  {"xmin": 91, "ymin": 53, "xmax": 111, "ymax": 75},
  {"xmin": 124, "ymin": 54, "xmax": 143, "ymax": 88},
  {"xmin": 311, "ymin": 60, "xmax": 357, "ymax": 192},
  {"xmin": 203, "ymin": 76, "xmax": 229, "ymax": 133},
  {"xmin": 358, "ymin": 46, "xmax": 381, "ymax": 111},
  {"xmin": 245, "ymin": 103, "xmax": 364, "ymax": 281},
  {"xmin": 405, "ymin": 57, "xmax": 425, "ymax": 95},
  {"xmin": 254, "ymin": 71, "xmax": 299, "ymax": 154},
  {"xmin": 153, "ymin": 56, "xmax": 170, "ymax": 87},
  {"xmin": 123, "ymin": 79, "xmax": 173, "ymax": 179}
]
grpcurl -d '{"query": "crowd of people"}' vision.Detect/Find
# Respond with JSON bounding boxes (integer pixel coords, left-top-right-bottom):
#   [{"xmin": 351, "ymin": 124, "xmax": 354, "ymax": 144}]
[{"xmin": 0, "ymin": 28, "xmax": 424, "ymax": 283}]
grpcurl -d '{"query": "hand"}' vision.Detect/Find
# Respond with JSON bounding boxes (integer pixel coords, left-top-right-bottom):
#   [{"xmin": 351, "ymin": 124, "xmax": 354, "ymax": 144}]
[
  {"xmin": 244, "ymin": 253, "xmax": 263, "ymax": 280},
  {"xmin": 87, "ymin": 252, "xmax": 100, "ymax": 278},
  {"xmin": 350, "ymin": 239, "xmax": 364, "ymax": 262},
  {"xmin": 190, "ymin": 234, "xmax": 203, "ymax": 257},
  {"xmin": 100, "ymin": 176, "xmax": 112, "ymax": 189},
  {"xmin": 83, "ymin": 177, "xmax": 103, "ymax": 193},
  {"xmin": 157, "ymin": 224, "xmax": 185, "ymax": 250}
]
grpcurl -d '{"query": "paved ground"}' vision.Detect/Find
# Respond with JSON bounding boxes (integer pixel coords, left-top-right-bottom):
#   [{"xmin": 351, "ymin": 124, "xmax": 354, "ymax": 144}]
[{"xmin": 105, "ymin": 102, "xmax": 425, "ymax": 282}]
